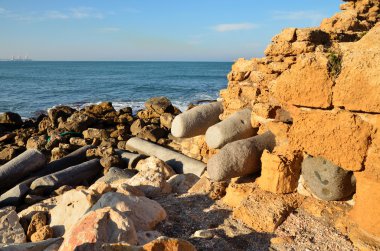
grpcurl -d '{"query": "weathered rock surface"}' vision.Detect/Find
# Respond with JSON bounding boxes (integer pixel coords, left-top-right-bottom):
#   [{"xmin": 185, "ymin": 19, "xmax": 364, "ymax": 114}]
[
  {"xmin": 0, "ymin": 237, "xmax": 63, "ymax": 251},
  {"xmin": 145, "ymin": 96, "xmax": 174, "ymax": 115},
  {"xmin": 167, "ymin": 174, "xmax": 200, "ymax": 194},
  {"xmin": 58, "ymin": 207, "xmax": 138, "ymax": 251},
  {"xmin": 90, "ymin": 192, "xmax": 167, "ymax": 231},
  {"xmin": 135, "ymin": 156, "xmax": 176, "ymax": 179},
  {"xmin": 0, "ymin": 206, "xmax": 26, "ymax": 244},
  {"xmin": 0, "ymin": 112, "xmax": 23, "ymax": 126}
]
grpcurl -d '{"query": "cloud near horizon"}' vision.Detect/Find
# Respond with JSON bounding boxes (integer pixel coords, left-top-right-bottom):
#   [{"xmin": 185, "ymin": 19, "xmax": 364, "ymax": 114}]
[{"xmin": 212, "ymin": 23, "xmax": 258, "ymax": 32}]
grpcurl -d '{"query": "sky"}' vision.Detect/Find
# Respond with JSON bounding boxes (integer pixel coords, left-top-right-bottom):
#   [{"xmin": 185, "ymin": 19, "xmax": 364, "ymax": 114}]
[{"xmin": 0, "ymin": 0, "xmax": 342, "ymax": 61}]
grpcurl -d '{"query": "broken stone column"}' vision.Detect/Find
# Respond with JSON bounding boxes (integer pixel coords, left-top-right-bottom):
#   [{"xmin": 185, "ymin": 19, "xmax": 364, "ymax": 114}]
[
  {"xmin": 115, "ymin": 149, "xmax": 147, "ymax": 169},
  {"xmin": 126, "ymin": 137, "xmax": 206, "ymax": 176},
  {"xmin": 205, "ymin": 109, "xmax": 256, "ymax": 149},
  {"xmin": 0, "ymin": 145, "xmax": 93, "ymax": 207},
  {"xmin": 0, "ymin": 150, "xmax": 46, "ymax": 192},
  {"xmin": 207, "ymin": 131, "xmax": 276, "ymax": 181},
  {"xmin": 30, "ymin": 159, "xmax": 102, "ymax": 195},
  {"xmin": 301, "ymin": 155, "xmax": 356, "ymax": 201},
  {"xmin": 171, "ymin": 102, "xmax": 223, "ymax": 138}
]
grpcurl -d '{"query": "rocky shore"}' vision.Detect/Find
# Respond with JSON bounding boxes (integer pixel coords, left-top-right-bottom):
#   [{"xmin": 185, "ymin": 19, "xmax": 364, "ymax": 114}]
[{"xmin": 1, "ymin": 0, "xmax": 380, "ymax": 250}]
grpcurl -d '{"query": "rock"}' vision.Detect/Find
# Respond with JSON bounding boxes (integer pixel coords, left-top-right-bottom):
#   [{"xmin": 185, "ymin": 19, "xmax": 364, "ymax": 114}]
[
  {"xmin": 126, "ymin": 137, "xmax": 206, "ymax": 176},
  {"xmin": 0, "ymin": 237, "xmax": 63, "ymax": 251},
  {"xmin": 59, "ymin": 112, "xmax": 97, "ymax": 132},
  {"xmin": 0, "ymin": 207, "xmax": 26, "ymax": 244},
  {"xmin": 321, "ymin": 9, "xmax": 369, "ymax": 33},
  {"xmin": 167, "ymin": 174, "xmax": 200, "ymax": 194},
  {"xmin": 30, "ymin": 159, "xmax": 102, "ymax": 195},
  {"xmin": 257, "ymin": 150, "xmax": 302, "ymax": 194},
  {"xmin": 90, "ymin": 192, "xmax": 167, "ymax": 231},
  {"xmin": 137, "ymin": 109, "xmax": 161, "ymax": 120},
  {"xmin": 135, "ymin": 156, "xmax": 176, "ymax": 179},
  {"xmin": 30, "ymin": 225, "xmax": 53, "ymax": 242},
  {"xmin": 137, "ymin": 125, "xmax": 168, "ymax": 142},
  {"xmin": 0, "ymin": 146, "xmax": 20, "ymax": 164},
  {"xmin": 38, "ymin": 117, "xmax": 52, "ymax": 132},
  {"xmin": 273, "ymin": 53, "xmax": 334, "ymax": 108},
  {"xmin": 301, "ymin": 155, "xmax": 356, "ymax": 201},
  {"xmin": 0, "ymin": 149, "xmax": 46, "ymax": 192},
  {"xmin": 221, "ymin": 177, "xmax": 256, "ymax": 208},
  {"xmin": 85, "ymin": 102, "xmax": 115, "ymax": 116},
  {"xmin": 83, "ymin": 128, "xmax": 108, "ymax": 140},
  {"xmin": 233, "ymin": 191, "xmax": 294, "ymax": 233},
  {"xmin": 0, "ymin": 112, "xmax": 23, "ymax": 126},
  {"xmin": 88, "ymin": 182, "xmax": 114, "ymax": 195},
  {"xmin": 58, "ymin": 207, "xmax": 138, "ymax": 250},
  {"xmin": 207, "ymin": 131, "xmax": 276, "ymax": 181},
  {"xmin": 160, "ymin": 113, "xmax": 175, "ymax": 129},
  {"xmin": 26, "ymin": 135, "xmax": 48, "ymax": 150},
  {"xmin": 116, "ymin": 150, "xmax": 147, "ymax": 169},
  {"xmin": 191, "ymin": 229, "xmax": 214, "ymax": 239},
  {"xmin": 145, "ymin": 96, "xmax": 174, "ymax": 115},
  {"xmin": 127, "ymin": 169, "xmax": 172, "ymax": 198},
  {"xmin": 100, "ymin": 155, "xmax": 123, "ymax": 171},
  {"xmin": 131, "ymin": 119, "xmax": 146, "ymax": 136},
  {"xmin": 95, "ymin": 167, "xmax": 136, "ymax": 185},
  {"xmin": 49, "ymin": 189, "xmax": 95, "ymax": 237},
  {"xmin": 137, "ymin": 231, "xmax": 162, "ymax": 245},
  {"xmin": 171, "ymin": 102, "xmax": 223, "ymax": 138},
  {"xmin": 116, "ymin": 183, "xmax": 145, "ymax": 197},
  {"xmin": 51, "ymin": 147, "xmax": 68, "ymax": 161},
  {"xmin": 48, "ymin": 106, "xmax": 76, "ymax": 126},
  {"xmin": 27, "ymin": 212, "xmax": 47, "ymax": 240},
  {"xmin": 333, "ymin": 24, "xmax": 380, "ymax": 113},
  {"xmin": 18, "ymin": 196, "xmax": 60, "ymax": 222},
  {"xmin": 0, "ymin": 133, "xmax": 16, "ymax": 143},
  {"xmin": 205, "ymin": 109, "xmax": 256, "ymax": 149},
  {"xmin": 188, "ymin": 173, "xmax": 228, "ymax": 200},
  {"xmin": 289, "ymin": 110, "xmax": 372, "ymax": 171},
  {"xmin": 142, "ymin": 237, "xmax": 196, "ymax": 251},
  {"xmin": 69, "ymin": 137, "xmax": 87, "ymax": 146}
]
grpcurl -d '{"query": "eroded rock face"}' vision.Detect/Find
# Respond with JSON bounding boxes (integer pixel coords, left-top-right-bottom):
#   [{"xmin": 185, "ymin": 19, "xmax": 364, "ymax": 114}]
[
  {"xmin": 58, "ymin": 207, "xmax": 138, "ymax": 251},
  {"xmin": 145, "ymin": 96, "xmax": 174, "ymax": 115},
  {"xmin": 333, "ymin": 24, "xmax": 380, "ymax": 113},
  {"xmin": 0, "ymin": 112, "xmax": 23, "ymax": 127},
  {"xmin": 289, "ymin": 110, "xmax": 372, "ymax": 171},
  {"xmin": 0, "ymin": 207, "xmax": 26, "ymax": 244}
]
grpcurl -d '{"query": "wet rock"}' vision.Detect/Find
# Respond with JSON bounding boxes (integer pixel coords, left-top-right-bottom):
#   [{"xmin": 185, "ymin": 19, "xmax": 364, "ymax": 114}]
[
  {"xmin": 0, "ymin": 207, "xmax": 26, "ymax": 244},
  {"xmin": 59, "ymin": 207, "xmax": 137, "ymax": 250},
  {"xmin": 301, "ymin": 155, "xmax": 356, "ymax": 201},
  {"xmin": 90, "ymin": 192, "xmax": 167, "ymax": 231}
]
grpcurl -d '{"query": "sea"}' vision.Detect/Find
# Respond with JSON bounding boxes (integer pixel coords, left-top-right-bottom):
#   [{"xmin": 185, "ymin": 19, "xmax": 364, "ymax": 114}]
[{"xmin": 0, "ymin": 61, "xmax": 231, "ymax": 118}]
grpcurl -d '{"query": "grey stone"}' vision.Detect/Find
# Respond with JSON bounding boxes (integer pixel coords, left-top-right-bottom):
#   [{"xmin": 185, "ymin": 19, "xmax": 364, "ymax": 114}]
[
  {"xmin": 126, "ymin": 137, "xmax": 206, "ymax": 176},
  {"xmin": 0, "ymin": 207, "xmax": 26, "ymax": 244},
  {"xmin": 205, "ymin": 109, "xmax": 256, "ymax": 149},
  {"xmin": 0, "ymin": 237, "xmax": 63, "ymax": 251},
  {"xmin": 207, "ymin": 131, "xmax": 276, "ymax": 181},
  {"xmin": 301, "ymin": 155, "xmax": 356, "ymax": 201},
  {"xmin": 30, "ymin": 159, "xmax": 102, "ymax": 195},
  {"xmin": 167, "ymin": 174, "xmax": 200, "ymax": 194},
  {"xmin": 0, "ymin": 145, "xmax": 93, "ymax": 207},
  {"xmin": 171, "ymin": 102, "xmax": 223, "ymax": 138},
  {"xmin": 96, "ymin": 167, "xmax": 136, "ymax": 184},
  {"xmin": 116, "ymin": 149, "xmax": 147, "ymax": 169},
  {"xmin": 0, "ymin": 149, "xmax": 46, "ymax": 192}
]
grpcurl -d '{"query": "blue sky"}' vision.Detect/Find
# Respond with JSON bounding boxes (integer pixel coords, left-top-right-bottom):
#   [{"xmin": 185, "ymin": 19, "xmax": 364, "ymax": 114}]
[{"xmin": 0, "ymin": 0, "xmax": 341, "ymax": 61}]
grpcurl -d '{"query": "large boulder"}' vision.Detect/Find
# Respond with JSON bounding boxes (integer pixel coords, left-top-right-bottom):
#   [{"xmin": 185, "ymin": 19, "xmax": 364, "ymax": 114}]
[
  {"xmin": 58, "ymin": 207, "xmax": 138, "ymax": 251},
  {"xmin": 90, "ymin": 192, "xmax": 167, "ymax": 231},
  {"xmin": 145, "ymin": 96, "xmax": 174, "ymax": 115}
]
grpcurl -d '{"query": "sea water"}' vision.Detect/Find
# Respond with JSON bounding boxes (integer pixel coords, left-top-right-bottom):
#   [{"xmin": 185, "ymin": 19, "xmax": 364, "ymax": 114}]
[{"xmin": 0, "ymin": 61, "xmax": 231, "ymax": 118}]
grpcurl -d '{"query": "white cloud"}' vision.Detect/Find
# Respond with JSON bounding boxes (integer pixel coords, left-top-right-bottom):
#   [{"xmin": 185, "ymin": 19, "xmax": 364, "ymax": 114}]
[
  {"xmin": 69, "ymin": 7, "xmax": 104, "ymax": 19},
  {"xmin": 212, "ymin": 23, "xmax": 258, "ymax": 32},
  {"xmin": 272, "ymin": 11, "xmax": 325, "ymax": 23},
  {"xmin": 45, "ymin": 11, "xmax": 69, "ymax": 20}
]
